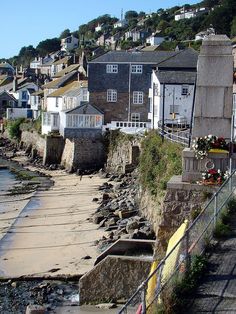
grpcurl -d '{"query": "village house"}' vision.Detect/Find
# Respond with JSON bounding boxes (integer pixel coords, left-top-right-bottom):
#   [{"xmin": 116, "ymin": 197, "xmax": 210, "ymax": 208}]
[
  {"xmin": 113, "ymin": 19, "xmax": 128, "ymax": 29},
  {"xmin": 175, "ymin": 6, "xmax": 209, "ymax": 21},
  {"xmin": 0, "ymin": 91, "xmax": 17, "ymax": 119},
  {"xmin": 61, "ymin": 35, "xmax": 79, "ymax": 52},
  {"xmin": 42, "ymin": 80, "xmax": 89, "ymax": 135},
  {"xmin": 88, "ymin": 49, "xmax": 198, "ymax": 127},
  {"xmin": 148, "ymin": 48, "xmax": 198, "ymax": 129},
  {"xmin": 96, "ymin": 33, "xmax": 110, "ymax": 47},
  {"xmin": 95, "ymin": 23, "xmax": 104, "ymax": 32},
  {"xmin": 195, "ymin": 27, "xmax": 215, "ymax": 41},
  {"xmin": 0, "ymin": 62, "xmax": 14, "ymax": 76},
  {"xmin": 146, "ymin": 33, "xmax": 166, "ymax": 46},
  {"xmin": 51, "ymin": 55, "xmax": 73, "ymax": 77},
  {"xmin": 124, "ymin": 29, "xmax": 150, "ymax": 43},
  {"xmin": 105, "ymin": 32, "xmax": 122, "ymax": 50},
  {"xmin": 30, "ymin": 90, "xmax": 43, "ymax": 119}
]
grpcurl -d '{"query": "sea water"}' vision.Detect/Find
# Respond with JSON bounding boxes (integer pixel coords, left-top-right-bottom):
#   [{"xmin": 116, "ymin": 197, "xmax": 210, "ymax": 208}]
[{"xmin": 0, "ymin": 168, "xmax": 17, "ymax": 193}]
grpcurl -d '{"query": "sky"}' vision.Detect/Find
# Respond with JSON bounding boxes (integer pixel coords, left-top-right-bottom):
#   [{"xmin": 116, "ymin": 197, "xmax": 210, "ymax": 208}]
[{"xmin": 1, "ymin": 0, "xmax": 199, "ymax": 59}]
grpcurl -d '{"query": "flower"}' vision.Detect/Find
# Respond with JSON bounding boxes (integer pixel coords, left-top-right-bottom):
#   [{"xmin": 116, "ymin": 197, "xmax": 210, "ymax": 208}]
[
  {"xmin": 202, "ymin": 168, "xmax": 229, "ymax": 185},
  {"xmin": 192, "ymin": 135, "xmax": 228, "ymax": 159}
]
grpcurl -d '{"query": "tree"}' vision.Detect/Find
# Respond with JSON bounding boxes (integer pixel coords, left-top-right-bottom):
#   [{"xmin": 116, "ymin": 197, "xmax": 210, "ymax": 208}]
[
  {"xmin": 125, "ymin": 10, "xmax": 138, "ymax": 20},
  {"xmin": 36, "ymin": 38, "xmax": 61, "ymax": 56},
  {"xmin": 59, "ymin": 29, "xmax": 71, "ymax": 39},
  {"xmin": 231, "ymin": 16, "xmax": 236, "ymax": 38}
]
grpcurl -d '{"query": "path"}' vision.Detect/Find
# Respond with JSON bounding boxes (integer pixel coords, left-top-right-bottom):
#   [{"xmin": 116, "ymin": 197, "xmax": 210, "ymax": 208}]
[{"xmin": 187, "ymin": 213, "xmax": 236, "ymax": 313}]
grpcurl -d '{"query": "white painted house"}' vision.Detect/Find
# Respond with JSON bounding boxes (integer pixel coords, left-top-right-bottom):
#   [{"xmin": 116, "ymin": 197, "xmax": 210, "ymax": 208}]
[
  {"xmin": 42, "ymin": 80, "xmax": 89, "ymax": 135},
  {"xmin": 148, "ymin": 69, "xmax": 196, "ymax": 129},
  {"xmin": 113, "ymin": 19, "xmax": 128, "ymax": 29},
  {"xmin": 61, "ymin": 35, "xmax": 79, "ymax": 52},
  {"xmin": 146, "ymin": 33, "xmax": 166, "ymax": 46}
]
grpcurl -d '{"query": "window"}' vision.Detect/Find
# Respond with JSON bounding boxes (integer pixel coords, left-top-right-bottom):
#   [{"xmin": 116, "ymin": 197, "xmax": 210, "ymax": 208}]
[
  {"xmin": 154, "ymin": 83, "xmax": 159, "ymax": 96},
  {"xmin": 22, "ymin": 91, "xmax": 28, "ymax": 100},
  {"xmin": 182, "ymin": 85, "xmax": 189, "ymax": 95},
  {"xmin": 133, "ymin": 91, "xmax": 143, "ymax": 104},
  {"xmin": 55, "ymin": 97, "xmax": 59, "ymax": 107},
  {"xmin": 106, "ymin": 64, "xmax": 118, "ymax": 73},
  {"xmin": 131, "ymin": 113, "xmax": 140, "ymax": 122},
  {"xmin": 131, "ymin": 65, "xmax": 142, "ymax": 74},
  {"xmin": 107, "ymin": 89, "xmax": 117, "ymax": 102},
  {"xmin": 169, "ymin": 105, "xmax": 179, "ymax": 114}
]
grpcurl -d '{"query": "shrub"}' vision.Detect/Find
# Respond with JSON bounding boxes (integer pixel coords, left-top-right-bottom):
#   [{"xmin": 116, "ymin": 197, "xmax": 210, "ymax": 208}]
[
  {"xmin": 7, "ymin": 118, "xmax": 25, "ymax": 140},
  {"xmin": 213, "ymin": 220, "xmax": 231, "ymax": 239},
  {"xmin": 139, "ymin": 131, "xmax": 183, "ymax": 195}
]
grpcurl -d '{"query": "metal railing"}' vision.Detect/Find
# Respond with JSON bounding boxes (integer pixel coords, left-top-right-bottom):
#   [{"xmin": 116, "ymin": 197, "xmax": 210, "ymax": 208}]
[
  {"xmin": 158, "ymin": 126, "xmax": 190, "ymax": 146},
  {"xmin": 118, "ymin": 170, "xmax": 236, "ymax": 314}
]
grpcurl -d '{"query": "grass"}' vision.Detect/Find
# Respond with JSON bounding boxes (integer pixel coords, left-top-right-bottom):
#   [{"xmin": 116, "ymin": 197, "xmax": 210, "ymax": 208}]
[{"xmin": 138, "ymin": 130, "xmax": 183, "ymax": 196}]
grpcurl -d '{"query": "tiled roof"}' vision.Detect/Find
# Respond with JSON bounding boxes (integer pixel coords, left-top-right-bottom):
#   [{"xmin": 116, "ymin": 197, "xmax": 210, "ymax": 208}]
[
  {"xmin": 66, "ymin": 103, "xmax": 103, "ymax": 115},
  {"xmin": 156, "ymin": 70, "xmax": 196, "ymax": 84}
]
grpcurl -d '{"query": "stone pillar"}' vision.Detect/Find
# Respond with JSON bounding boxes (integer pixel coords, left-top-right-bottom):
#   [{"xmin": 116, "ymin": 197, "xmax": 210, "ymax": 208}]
[{"xmin": 193, "ymin": 35, "xmax": 233, "ymax": 140}]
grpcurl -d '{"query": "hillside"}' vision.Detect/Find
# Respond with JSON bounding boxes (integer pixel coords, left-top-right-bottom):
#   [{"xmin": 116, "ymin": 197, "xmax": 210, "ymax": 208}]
[{"xmin": 1, "ymin": 0, "xmax": 235, "ymax": 67}]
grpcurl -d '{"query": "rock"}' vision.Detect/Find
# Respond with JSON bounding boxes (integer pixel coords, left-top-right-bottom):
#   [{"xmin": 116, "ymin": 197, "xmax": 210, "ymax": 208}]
[
  {"xmin": 102, "ymin": 193, "xmax": 110, "ymax": 201},
  {"xmin": 118, "ymin": 209, "xmax": 133, "ymax": 219},
  {"xmin": 92, "ymin": 197, "xmax": 99, "ymax": 202},
  {"xmin": 96, "ymin": 303, "xmax": 117, "ymax": 309},
  {"xmin": 25, "ymin": 305, "xmax": 46, "ymax": 314},
  {"xmin": 126, "ymin": 219, "xmax": 140, "ymax": 234},
  {"xmin": 81, "ymin": 255, "xmax": 92, "ymax": 260},
  {"xmin": 93, "ymin": 213, "xmax": 104, "ymax": 224},
  {"xmin": 11, "ymin": 282, "xmax": 17, "ymax": 288}
]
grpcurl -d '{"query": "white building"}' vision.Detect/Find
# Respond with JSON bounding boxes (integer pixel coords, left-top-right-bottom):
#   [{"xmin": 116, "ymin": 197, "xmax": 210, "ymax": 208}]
[
  {"xmin": 113, "ymin": 19, "xmax": 128, "ymax": 29},
  {"xmin": 61, "ymin": 35, "xmax": 79, "ymax": 52},
  {"xmin": 148, "ymin": 69, "xmax": 196, "ymax": 129},
  {"xmin": 146, "ymin": 33, "xmax": 166, "ymax": 46},
  {"xmin": 195, "ymin": 27, "xmax": 215, "ymax": 41},
  {"xmin": 42, "ymin": 80, "xmax": 89, "ymax": 135}
]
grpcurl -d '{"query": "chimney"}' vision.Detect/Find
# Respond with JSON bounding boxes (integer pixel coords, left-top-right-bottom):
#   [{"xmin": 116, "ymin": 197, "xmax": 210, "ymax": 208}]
[{"xmin": 13, "ymin": 76, "xmax": 17, "ymax": 92}]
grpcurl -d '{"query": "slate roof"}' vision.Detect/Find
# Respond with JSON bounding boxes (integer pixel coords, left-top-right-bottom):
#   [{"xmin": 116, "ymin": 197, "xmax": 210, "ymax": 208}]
[
  {"xmin": 52, "ymin": 56, "xmax": 72, "ymax": 65},
  {"xmin": 156, "ymin": 70, "xmax": 196, "ymax": 84},
  {"xmin": 0, "ymin": 91, "xmax": 17, "ymax": 101},
  {"xmin": 157, "ymin": 48, "xmax": 199, "ymax": 69},
  {"xmin": 52, "ymin": 64, "xmax": 80, "ymax": 78},
  {"xmin": 89, "ymin": 50, "xmax": 177, "ymax": 64},
  {"xmin": 65, "ymin": 103, "xmax": 103, "ymax": 115},
  {"xmin": 89, "ymin": 48, "xmax": 198, "ymax": 69}
]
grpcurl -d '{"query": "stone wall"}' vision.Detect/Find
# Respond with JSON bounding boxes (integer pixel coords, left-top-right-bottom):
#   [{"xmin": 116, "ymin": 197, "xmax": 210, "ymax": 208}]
[
  {"xmin": 43, "ymin": 135, "xmax": 65, "ymax": 165},
  {"xmin": 61, "ymin": 132, "xmax": 106, "ymax": 171},
  {"xmin": 106, "ymin": 138, "xmax": 141, "ymax": 174},
  {"xmin": 79, "ymin": 255, "xmax": 151, "ymax": 304},
  {"xmin": 21, "ymin": 131, "xmax": 45, "ymax": 157}
]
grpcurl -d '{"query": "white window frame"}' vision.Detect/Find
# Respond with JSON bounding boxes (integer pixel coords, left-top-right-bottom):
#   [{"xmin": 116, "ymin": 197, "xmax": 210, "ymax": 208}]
[
  {"xmin": 131, "ymin": 65, "xmax": 143, "ymax": 74},
  {"xmin": 106, "ymin": 64, "xmax": 118, "ymax": 73},
  {"xmin": 107, "ymin": 89, "xmax": 117, "ymax": 102},
  {"xmin": 131, "ymin": 113, "xmax": 140, "ymax": 122},
  {"xmin": 133, "ymin": 91, "xmax": 143, "ymax": 104},
  {"xmin": 182, "ymin": 85, "xmax": 189, "ymax": 95}
]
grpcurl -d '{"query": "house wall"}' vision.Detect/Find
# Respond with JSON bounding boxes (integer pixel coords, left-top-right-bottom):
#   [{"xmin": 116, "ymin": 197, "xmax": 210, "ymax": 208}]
[
  {"xmin": 162, "ymin": 84, "xmax": 195, "ymax": 124},
  {"xmin": 88, "ymin": 62, "xmax": 153, "ymax": 123},
  {"xmin": 47, "ymin": 97, "xmax": 63, "ymax": 112}
]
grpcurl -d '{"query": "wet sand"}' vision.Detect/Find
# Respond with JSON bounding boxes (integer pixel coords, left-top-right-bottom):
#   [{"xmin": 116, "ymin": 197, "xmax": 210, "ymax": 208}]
[{"xmin": 0, "ymin": 161, "xmax": 108, "ymax": 278}]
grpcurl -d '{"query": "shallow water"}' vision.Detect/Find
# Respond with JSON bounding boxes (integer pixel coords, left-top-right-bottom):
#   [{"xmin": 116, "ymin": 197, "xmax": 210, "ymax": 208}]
[{"xmin": 0, "ymin": 168, "xmax": 17, "ymax": 193}]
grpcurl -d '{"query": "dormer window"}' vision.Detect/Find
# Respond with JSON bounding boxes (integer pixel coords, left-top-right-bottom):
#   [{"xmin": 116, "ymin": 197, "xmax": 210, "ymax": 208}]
[{"xmin": 106, "ymin": 64, "xmax": 118, "ymax": 73}]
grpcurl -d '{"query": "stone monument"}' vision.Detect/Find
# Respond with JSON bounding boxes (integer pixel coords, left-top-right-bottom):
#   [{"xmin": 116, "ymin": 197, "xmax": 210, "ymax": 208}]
[
  {"xmin": 193, "ymin": 35, "xmax": 233, "ymax": 139},
  {"xmin": 182, "ymin": 35, "xmax": 234, "ymax": 182}
]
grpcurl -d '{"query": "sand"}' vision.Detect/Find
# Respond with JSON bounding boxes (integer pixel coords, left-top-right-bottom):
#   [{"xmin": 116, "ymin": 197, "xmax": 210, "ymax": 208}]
[{"xmin": 0, "ymin": 159, "xmax": 108, "ymax": 279}]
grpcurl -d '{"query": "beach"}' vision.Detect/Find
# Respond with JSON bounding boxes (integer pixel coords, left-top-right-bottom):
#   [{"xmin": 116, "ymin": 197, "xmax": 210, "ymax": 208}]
[{"xmin": 0, "ymin": 156, "xmax": 108, "ymax": 279}]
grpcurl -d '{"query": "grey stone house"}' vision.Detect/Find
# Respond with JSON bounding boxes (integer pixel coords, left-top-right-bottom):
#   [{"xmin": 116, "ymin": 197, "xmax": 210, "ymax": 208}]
[
  {"xmin": 88, "ymin": 49, "xmax": 198, "ymax": 124},
  {"xmin": 0, "ymin": 91, "xmax": 17, "ymax": 119}
]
